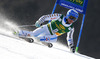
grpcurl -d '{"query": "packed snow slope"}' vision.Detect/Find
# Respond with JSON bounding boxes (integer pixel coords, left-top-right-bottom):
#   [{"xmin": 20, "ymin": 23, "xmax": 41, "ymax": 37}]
[
  {"xmin": 0, "ymin": 0, "xmax": 100, "ymax": 58},
  {"xmin": 0, "ymin": 33, "xmax": 94, "ymax": 59}
]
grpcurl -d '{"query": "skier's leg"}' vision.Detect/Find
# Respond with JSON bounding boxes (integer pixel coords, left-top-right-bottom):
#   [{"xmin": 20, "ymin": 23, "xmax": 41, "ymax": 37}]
[
  {"xmin": 67, "ymin": 39, "xmax": 74, "ymax": 47},
  {"xmin": 13, "ymin": 30, "xmax": 31, "ymax": 37},
  {"xmin": 16, "ymin": 25, "xmax": 51, "ymax": 37},
  {"xmin": 13, "ymin": 28, "xmax": 43, "ymax": 37},
  {"xmin": 38, "ymin": 34, "xmax": 57, "ymax": 43},
  {"xmin": 67, "ymin": 28, "xmax": 75, "ymax": 53},
  {"xmin": 32, "ymin": 25, "xmax": 57, "ymax": 43},
  {"xmin": 32, "ymin": 25, "xmax": 50, "ymax": 37}
]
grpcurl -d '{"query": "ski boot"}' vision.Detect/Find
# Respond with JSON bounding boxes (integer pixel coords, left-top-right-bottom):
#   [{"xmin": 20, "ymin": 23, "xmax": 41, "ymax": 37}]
[
  {"xmin": 13, "ymin": 30, "xmax": 27, "ymax": 37},
  {"xmin": 13, "ymin": 30, "xmax": 19, "ymax": 36},
  {"xmin": 13, "ymin": 30, "xmax": 34, "ymax": 43}
]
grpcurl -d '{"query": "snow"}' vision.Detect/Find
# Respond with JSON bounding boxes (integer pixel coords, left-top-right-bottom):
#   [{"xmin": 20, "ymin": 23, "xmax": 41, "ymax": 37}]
[{"xmin": 0, "ymin": 34, "xmax": 94, "ymax": 59}]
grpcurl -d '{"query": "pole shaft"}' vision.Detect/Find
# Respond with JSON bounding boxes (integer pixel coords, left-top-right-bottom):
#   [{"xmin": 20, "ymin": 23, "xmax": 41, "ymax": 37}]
[
  {"xmin": 49, "ymin": 1, "xmax": 57, "ymax": 23},
  {"xmin": 52, "ymin": 2, "xmax": 57, "ymax": 14},
  {"xmin": 75, "ymin": 14, "xmax": 86, "ymax": 52}
]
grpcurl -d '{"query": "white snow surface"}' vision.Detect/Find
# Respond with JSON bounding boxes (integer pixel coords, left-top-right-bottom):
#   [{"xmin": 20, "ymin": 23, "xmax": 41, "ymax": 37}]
[{"xmin": 0, "ymin": 34, "xmax": 94, "ymax": 59}]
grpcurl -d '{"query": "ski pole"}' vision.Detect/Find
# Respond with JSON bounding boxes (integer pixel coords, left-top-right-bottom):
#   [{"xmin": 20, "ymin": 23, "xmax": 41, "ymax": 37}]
[
  {"xmin": 18, "ymin": 24, "xmax": 35, "ymax": 27},
  {"xmin": 75, "ymin": 14, "xmax": 86, "ymax": 52}
]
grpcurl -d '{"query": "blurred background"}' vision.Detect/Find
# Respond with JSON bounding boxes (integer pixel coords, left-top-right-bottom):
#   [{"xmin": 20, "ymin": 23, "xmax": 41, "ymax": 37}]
[{"xmin": 0, "ymin": 0, "xmax": 100, "ymax": 58}]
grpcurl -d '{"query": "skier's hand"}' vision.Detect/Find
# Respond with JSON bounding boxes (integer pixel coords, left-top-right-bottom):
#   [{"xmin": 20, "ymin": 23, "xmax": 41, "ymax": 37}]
[{"xmin": 35, "ymin": 21, "xmax": 41, "ymax": 27}]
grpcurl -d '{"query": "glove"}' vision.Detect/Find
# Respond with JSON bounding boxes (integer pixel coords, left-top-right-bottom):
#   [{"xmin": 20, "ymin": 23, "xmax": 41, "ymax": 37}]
[{"xmin": 35, "ymin": 21, "xmax": 41, "ymax": 27}]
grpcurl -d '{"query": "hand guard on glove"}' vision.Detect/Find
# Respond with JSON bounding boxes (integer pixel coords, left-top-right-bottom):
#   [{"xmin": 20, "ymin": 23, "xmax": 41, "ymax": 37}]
[{"xmin": 35, "ymin": 21, "xmax": 41, "ymax": 27}]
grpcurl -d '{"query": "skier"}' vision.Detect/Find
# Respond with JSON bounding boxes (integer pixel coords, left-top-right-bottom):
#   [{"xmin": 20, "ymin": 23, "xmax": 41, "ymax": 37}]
[{"xmin": 14, "ymin": 9, "xmax": 79, "ymax": 53}]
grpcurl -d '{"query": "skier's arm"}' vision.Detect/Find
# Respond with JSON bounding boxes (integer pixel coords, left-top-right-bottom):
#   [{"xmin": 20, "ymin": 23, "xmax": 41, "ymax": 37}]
[
  {"xmin": 66, "ymin": 27, "xmax": 74, "ymax": 46},
  {"xmin": 38, "ymin": 13, "xmax": 62, "ymax": 24}
]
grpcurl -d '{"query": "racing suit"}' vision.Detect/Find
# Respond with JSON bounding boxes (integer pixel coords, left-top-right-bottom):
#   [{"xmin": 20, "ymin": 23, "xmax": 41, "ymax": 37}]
[{"xmin": 19, "ymin": 13, "xmax": 74, "ymax": 46}]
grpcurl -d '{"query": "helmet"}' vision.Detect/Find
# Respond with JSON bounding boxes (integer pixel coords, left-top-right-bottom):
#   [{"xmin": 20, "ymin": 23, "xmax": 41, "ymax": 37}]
[{"xmin": 66, "ymin": 9, "xmax": 79, "ymax": 22}]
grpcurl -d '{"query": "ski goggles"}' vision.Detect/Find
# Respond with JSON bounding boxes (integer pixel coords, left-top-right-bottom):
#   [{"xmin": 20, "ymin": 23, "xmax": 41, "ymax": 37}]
[{"xmin": 69, "ymin": 16, "xmax": 76, "ymax": 21}]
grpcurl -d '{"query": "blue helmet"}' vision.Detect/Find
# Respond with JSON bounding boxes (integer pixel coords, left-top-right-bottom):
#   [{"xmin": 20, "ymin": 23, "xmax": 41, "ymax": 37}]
[{"xmin": 66, "ymin": 9, "xmax": 79, "ymax": 22}]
